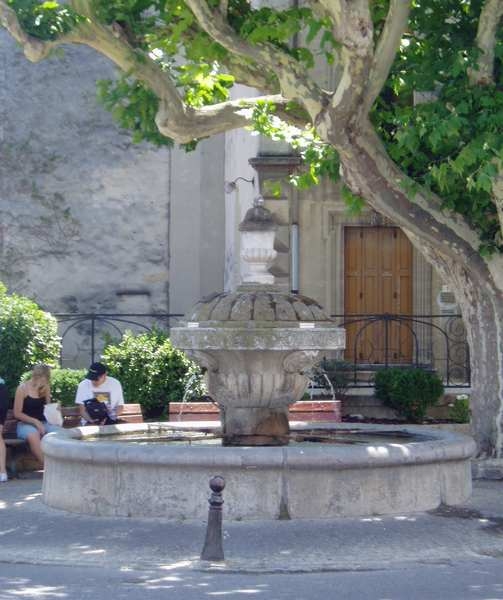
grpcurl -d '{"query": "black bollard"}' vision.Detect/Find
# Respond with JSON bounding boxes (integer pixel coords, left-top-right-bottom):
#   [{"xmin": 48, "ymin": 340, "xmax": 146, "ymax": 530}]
[{"xmin": 200, "ymin": 475, "xmax": 226, "ymax": 561}]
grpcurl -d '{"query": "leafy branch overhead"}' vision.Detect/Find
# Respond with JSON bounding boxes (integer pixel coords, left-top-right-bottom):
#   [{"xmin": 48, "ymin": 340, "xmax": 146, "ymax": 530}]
[{"xmin": 1, "ymin": 0, "xmax": 503, "ymax": 257}]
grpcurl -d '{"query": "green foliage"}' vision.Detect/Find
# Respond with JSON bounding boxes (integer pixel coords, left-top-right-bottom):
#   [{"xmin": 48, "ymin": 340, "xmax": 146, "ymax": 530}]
[
  {"xmin": 374, "ymin": 367, "xmax": 444, "ymax": 423},
  {"xmin": 373, "ymin": 0, "xmax": 503, "ymax": 254},
  {"xmin": 375, "ymin": 84, "xmax": 503, "ymax": 253},
  {"xmin": 449, "ymin": 394, "xmax": 471, "ymax": 423},
  {"xmin": 341, "ymin": 186, "xmax": 366, "ymax": 216},
  {"xmin": 8, "ymin": 1, "xmax": 503, "ymax": 257},
  {"xmin": 177, "ymin": 63, "xmax": 235, "ymax": 108},
  {"xmin": 93, "ymin": 0, "xmax": 161, "ymax": 27},
  {"xmin": 238, "ymin": 6, "xmax": 338, "ymax": 68},
  {"xmin": 97, "ymin": 77, "xmax": 173, "ymax": 147},
  {"xmin": 90, "ymin": 0, "xmax": 340, "ymax": 147},
  {"xmin": 382, "ymin": 1, "xmax": 481, "ymax": 96},
  {"xmin": 249, "ymin": 101, "xmax": 340, "ymax": 188},
  {"xmin": 50, "ymin": 368, "xmax": 86, "ymax": 406},
  {"xmin": 0, "ymin": 282, "xmax": 60, "ymax": 397},
  {"xmin": 8, "ymin": 0, "xmax": 85, "ymax": 40},
  {"xmin": 101, "ymin": 329, "xmax": 204, "ymax": 414},
  {"xmin": 21, "ymin": 367, "xmax": 86, "ymax": 406}
]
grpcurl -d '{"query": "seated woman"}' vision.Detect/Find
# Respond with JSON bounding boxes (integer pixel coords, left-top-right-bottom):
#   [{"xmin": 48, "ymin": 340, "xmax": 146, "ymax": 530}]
[
  {"xmin": 13, "ymin": 364, "xmax": 60, "ymax": 467},
  {"xmin": 0, "ymin": 377, "xmax": 8, "ymax": 482}
]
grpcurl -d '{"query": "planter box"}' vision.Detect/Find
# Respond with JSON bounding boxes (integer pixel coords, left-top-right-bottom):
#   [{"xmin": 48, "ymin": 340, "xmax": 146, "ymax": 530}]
[{"xmin": 168, "ymin": 400, "xmax": 341, "ymax": 423}]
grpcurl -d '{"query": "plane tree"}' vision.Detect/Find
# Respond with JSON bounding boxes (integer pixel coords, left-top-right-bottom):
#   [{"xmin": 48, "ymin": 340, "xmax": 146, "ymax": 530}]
[{"xmin": 1, "ymin": 0, "xmax": 503, "ymax": 455}]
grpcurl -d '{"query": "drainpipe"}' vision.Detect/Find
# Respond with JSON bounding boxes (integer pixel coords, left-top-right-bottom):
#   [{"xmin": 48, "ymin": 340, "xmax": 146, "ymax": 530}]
[{"xmin": 290, "ymin": 223, "xmax": 299, "ymax": 294}]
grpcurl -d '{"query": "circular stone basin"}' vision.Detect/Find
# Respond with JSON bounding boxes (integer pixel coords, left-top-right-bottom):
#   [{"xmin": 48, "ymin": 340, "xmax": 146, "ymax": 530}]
[{"xmin": 42, "ymin": 422, "xmax": 476, "ymax": 520}]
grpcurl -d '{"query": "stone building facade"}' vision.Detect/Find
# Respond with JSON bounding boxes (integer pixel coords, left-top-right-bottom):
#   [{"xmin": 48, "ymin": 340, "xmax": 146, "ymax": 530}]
[
  {"xmin": 0, "ymin": 31, "xmax": 225, "ymax": 364},
  {"xmin": 0, "ymin": 28, "xmax": 467, "ymax": 383}
]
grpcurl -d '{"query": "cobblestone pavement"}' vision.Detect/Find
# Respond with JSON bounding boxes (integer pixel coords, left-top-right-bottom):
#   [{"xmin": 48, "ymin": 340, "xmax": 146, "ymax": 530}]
[{"xmin": 0, "ymin": 478, "xmax": 502, "ymax": 573}]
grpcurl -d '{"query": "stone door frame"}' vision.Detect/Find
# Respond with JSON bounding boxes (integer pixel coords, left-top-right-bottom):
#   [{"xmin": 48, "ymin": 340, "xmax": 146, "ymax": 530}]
[{"xmin": 321, "ymin": 203, "xmax": 433, "ymax": 364}]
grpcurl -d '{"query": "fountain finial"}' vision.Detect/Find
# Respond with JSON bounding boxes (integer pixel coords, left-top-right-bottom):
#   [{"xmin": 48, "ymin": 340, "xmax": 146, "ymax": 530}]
[
  {"xmin": 239, "ymin": 196, "xmax": 277, "ymax": 285},
  {"xmin": 239, "ymin": 195, "xmax": 276, "ymax": 231}
]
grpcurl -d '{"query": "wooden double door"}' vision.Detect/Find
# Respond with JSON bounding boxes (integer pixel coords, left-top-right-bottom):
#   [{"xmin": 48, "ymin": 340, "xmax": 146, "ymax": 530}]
[{"xmin": 344, "ymin": 227, "xmax": 413, "ymax": 364}]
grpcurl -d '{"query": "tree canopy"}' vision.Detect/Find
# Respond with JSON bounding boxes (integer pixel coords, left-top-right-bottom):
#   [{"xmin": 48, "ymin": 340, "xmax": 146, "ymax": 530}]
[
  {"xmin": 2, "ymin": 1, "xmax": 502, "ymax": 252},
  {"xmin": 2, "ymin": 0, "xmax": 503, "ymax": 454}
]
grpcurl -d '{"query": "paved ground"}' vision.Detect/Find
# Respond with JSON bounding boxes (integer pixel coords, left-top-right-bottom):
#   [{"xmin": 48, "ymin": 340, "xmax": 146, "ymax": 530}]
[{"xmin": 0, "ymin": 476, "xmax": 503, "ymax": 599}]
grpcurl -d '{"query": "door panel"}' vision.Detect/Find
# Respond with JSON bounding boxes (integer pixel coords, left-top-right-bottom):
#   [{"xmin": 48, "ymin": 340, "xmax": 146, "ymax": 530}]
[{"xmin": 344, "ymin": 227, "xmax": 413, "ymax": 364}]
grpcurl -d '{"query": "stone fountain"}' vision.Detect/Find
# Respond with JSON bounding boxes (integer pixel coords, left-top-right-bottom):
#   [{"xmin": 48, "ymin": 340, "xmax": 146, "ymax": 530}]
[
  {"xmin": 170, "ymin": 197, "xmax": 344, "ymax": 445},
  {"xmin": 41, "ymin": 198, "xmax": 475, "ymax": 520}
]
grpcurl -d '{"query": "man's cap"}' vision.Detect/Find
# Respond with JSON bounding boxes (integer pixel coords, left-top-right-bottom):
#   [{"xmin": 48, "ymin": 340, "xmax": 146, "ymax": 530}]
[{"xmin": 86, "ymin": 362, "xmax": 107, "ymax": 381}]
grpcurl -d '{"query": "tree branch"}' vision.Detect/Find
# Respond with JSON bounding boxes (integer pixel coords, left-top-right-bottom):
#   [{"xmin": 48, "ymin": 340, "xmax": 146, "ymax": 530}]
[
  {"xmin": 469, "ymin": 0, "xmax": 503, "ymax": 85},
  {"xmin": 219, "ymin": 0, "xmax": 228, "ymax": 17},
  {"xmin": 220, "ymin": 55, "xmax": 279, "ymax": 93},
  {"xmin": 0, "ymin": 0, "xmax": 306, "ymax": 142},
  {"xmin": 324, "ymin": 1, "xmax": 373, "ymax": 133},
  {"xmin": 184, "ymin": 0, "xmax": 327, "ymax": 119},
  {"xmin": 156, "ymin": 94, "xmax": 305, "ymax": 143},
  {"xmin": 362, "ymin": 0, "xmax": 412, "ymax": 114},
  {"xmin": 492, "ymin": 159, "xmax": 503, "ymax": 245},
  {"xmin": 316, "ymin": 0, "xmax": 345, "ymax": 37},
  {"xmin": 70, "ymin": 22, "xmax": 304, "ymax": 140},
  {"xmin": 0, "ymin": 0, "xmax": 81, "ymax": 61}
]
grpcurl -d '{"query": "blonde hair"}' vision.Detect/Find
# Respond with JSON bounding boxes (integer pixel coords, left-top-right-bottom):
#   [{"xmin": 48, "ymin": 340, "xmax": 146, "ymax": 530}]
[{"xmin": 30, "ymin": 364, "xmax": 51, "ymax": 400}]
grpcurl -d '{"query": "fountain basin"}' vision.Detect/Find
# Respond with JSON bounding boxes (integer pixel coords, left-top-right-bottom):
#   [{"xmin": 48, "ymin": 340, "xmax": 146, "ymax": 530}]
[{"xmin": 42, "ymin": 422, "xmax": 475, "ymax": 520}]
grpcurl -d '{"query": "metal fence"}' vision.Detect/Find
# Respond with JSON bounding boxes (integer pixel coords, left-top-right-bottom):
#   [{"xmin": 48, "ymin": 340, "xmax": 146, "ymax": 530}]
[
  {"xmin": 55, "ymin": 313, "xmax": 183, "ymax": 368},
  {"xmin": 54, "ymin": 312, "xmax": 470, "ymax": 388},
  {"xmin": 331, "ymin": 313, "xmax": 470, "ymax": 388}
]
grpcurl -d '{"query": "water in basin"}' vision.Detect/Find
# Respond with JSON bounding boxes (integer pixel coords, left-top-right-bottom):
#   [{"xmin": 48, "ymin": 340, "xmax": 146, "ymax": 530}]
[{"xmin": 82, "ymin": 427, "xmax": 434, "ymax": 446}]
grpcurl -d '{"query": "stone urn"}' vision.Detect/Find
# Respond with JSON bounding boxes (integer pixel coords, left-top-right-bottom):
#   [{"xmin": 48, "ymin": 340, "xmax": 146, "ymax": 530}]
[{"xmin": 170, "ymin": 198, "xmax": 345, "ymax": 445}]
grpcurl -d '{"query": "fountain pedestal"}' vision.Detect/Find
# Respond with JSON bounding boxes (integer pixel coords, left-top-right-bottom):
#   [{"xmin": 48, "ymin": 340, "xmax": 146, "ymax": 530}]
[
  {"xmin": 171, "ymin": 288, "xmax": 345, "ymax": 445},
  {"xmin": 171, "ymin": 198, "xmax": 345, "ymax": 445}
]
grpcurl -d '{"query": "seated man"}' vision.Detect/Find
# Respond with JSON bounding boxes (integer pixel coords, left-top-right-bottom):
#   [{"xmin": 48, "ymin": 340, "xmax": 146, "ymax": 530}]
[{"xmin": 75, "ymin": 362, "xmax": 124, "ymax": 425}]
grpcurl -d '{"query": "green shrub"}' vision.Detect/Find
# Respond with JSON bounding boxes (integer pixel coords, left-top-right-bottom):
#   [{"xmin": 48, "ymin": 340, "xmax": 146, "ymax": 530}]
[
  {"xmin": 20, "ymin": 368, "xmax": 86, "ymax": 406},
  {"xmin": 374, "ymin": 367, "xmax": 444, "ymax": 422},
  {"xmin": 51, "ymin": 369, "xmax": 87, "ymax": 406},
  {"xmin": 0, "ymin": 282, "xmax": 61, "ymax": 397},
  {"xmin": 101, "ymin": 329, "xmax": 205, "ymax": 415},
  {"xmin": 449, "ymin": 395, "xmax": 471, "ymax": 424}
]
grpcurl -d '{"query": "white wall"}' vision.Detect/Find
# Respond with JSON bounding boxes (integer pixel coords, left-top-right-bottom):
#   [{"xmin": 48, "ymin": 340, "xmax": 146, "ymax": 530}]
[{"xmin": 224, "ymin": 85, "xmax": 260, "ymax": 291}]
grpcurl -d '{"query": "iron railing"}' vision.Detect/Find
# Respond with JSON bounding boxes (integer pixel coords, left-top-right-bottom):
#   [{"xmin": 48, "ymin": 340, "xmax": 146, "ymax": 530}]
[
  {"xmin": 54, "ymin": 312, "xmax": 470, "ymax": 388},
  {"xmin": 331, "ymin": 313, "xmax": 470, "ymax": 388},
  {"xmin": 54, "ymin": 313, "xmax": 183, "ymax": 367}
]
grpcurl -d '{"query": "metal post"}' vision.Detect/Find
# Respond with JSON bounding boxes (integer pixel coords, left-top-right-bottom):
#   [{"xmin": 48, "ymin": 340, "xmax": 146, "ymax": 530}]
[
  {"xmin": 384, "ymin": 315, "xmax": 389, "ymax": 368},
  {"xmin": 91, "ymin": 316, "xmax": 96, "ymax": 364},
  {"xmin": 290, "ymin": 223, "xmax": 299, "ymax": 294},
  {"xmin": 200, "ymin": 476, "xmax": 226, "ymax": 561}
]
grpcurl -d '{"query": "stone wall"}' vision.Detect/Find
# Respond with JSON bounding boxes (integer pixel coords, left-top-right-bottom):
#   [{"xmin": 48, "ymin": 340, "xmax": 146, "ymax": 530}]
[{"xmin": 0, "ymin": 31, "xmax": 225, "ymax": 364}]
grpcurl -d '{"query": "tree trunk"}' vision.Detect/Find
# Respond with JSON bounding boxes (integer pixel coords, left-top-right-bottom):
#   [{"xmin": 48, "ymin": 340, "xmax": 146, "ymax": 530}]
[
  {"xmin": 462, "ymin": 291, "xmax": 503, "ymax": 457},
  {"xmin": 333, "ymin": 124, "xmax": 503, "ymax": 457}
]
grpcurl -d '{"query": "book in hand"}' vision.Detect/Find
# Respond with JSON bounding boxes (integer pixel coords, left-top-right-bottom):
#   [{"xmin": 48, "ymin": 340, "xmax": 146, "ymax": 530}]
[{"xmin": 83, "ymin": 398, "xmax": 109, "ymax": 423}]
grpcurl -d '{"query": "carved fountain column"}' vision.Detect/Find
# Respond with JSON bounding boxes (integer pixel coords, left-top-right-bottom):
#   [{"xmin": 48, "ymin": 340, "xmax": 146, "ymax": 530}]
[{"xmin": 171, "ymin": 198, "xmax": 345, "ymax": 445}]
